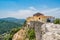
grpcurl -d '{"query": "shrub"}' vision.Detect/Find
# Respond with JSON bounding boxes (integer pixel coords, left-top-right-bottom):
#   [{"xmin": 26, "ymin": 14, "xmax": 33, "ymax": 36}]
[
  {"xmin": 28, "ymin": 29, "xmax": 35, "ymax": 40},
  {"xmin": 54, "ymin": 18, "xmax": 60, "ymax": 24}
]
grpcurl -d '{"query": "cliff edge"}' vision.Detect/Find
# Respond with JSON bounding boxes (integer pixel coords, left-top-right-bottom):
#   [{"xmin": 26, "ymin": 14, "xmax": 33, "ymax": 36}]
[{"xmin": 12, "ymin": 22, "xmax": 60, "ymax": 40}]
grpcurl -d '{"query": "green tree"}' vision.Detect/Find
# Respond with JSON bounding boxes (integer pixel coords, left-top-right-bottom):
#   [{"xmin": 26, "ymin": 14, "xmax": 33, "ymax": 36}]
[{"xmin": 54, "ymin": 18, "xmax": 60, "ymax": 24}]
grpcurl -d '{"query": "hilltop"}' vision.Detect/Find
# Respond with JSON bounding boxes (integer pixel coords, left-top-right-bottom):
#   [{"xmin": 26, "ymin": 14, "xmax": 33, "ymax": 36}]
[
  {"xmin": 0, "ymin": 17, "xmax": 25, "ymax": 24},
  {"xmin": 0, "ymin": 17, "xmax": 25, "ymax": 34},
  {"xmin": 12, "ymin": 13, "xmax": 60, "ymax": 40}
]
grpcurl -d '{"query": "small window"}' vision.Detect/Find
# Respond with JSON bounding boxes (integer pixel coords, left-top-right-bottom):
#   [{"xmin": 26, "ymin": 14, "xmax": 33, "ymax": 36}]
[{"xmin": 39, "ymin": 18, "xmax": 40, "ymax": 19}]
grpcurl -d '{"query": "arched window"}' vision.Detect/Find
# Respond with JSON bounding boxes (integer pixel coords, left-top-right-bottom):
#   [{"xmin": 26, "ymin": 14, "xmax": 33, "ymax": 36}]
[{"xmin": 47, "ymin": 18, "xmax": 51, "ymax": 22}]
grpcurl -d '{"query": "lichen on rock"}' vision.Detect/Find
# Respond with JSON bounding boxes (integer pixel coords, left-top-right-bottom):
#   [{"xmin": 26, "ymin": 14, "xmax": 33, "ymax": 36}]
[{"xmin": 41, "ymin": 23, "xmax": 60, "ymax": 40}]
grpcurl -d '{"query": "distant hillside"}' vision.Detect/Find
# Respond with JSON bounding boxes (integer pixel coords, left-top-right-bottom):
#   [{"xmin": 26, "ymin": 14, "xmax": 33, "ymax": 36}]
[
  {"xmin": 0, "ymin": 17, "xmax": 25, "ymax": 24},
  {"xmin": 0, "ymin": 20, "xmax": 22, "ymax": 34}
]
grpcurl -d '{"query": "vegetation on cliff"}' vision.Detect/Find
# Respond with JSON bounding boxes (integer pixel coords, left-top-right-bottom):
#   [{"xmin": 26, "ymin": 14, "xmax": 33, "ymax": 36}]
[
  {"xmin": 54, "ymin": 18, "xmax": 60, "ymax": 24},
  {"xmin": 28, "ymin": 28, "xmax": 35, "ymax": 40}
]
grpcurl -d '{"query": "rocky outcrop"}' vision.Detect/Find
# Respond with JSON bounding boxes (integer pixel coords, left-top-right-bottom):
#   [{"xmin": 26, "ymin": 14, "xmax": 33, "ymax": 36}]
[
  {"xmin": 29, "ymin": 21, "xmax": 43, "ymax": 40},
  {"xmin": 12, "ymin": 27, "xmax": 29, "ymax": 40},
  {"xmin": 29, "ymin": 21, "xmax": 60, "ymax": 40},
  {"xmin": 12, "ymin": 21, "xmax": 60, "ymax": 40},
  {"xmin": 41, "ymin": 23, "xmax": 60, "ymax": 40}
]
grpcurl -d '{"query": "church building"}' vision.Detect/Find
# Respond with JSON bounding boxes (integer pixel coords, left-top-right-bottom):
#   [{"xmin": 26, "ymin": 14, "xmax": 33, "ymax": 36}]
[{"xmin": 26, "ymin": 13, "xmax": 55, "ymax": 24}]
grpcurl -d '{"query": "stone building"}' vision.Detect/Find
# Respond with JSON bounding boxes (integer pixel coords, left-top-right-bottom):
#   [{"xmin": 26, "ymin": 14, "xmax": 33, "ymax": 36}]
[{"xmin": 26, "ymin": 12, "xmax": 55, "ymax": 24}]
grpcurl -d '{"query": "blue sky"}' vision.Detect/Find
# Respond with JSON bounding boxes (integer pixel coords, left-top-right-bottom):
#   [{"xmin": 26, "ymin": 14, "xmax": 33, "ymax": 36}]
[{"xmin": 0, "ymin": 0, "xmax": 60, "ymax": 19}]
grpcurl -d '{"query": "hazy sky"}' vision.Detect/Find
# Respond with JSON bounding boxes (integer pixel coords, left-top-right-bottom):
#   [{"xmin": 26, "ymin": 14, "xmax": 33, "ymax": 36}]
[{"xmin": 0, "ymin": 0, "xmax": 60, "ymax": 19}]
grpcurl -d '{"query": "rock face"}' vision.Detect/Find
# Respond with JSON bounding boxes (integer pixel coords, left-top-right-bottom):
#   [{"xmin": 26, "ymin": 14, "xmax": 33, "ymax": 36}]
[
  {"xmin": 41, "ymin": 23, "xmax": 60, "ymax": 40},
  {"xmin": 12, "ymin": 22, "xmax": 60, "ymax": 40},
  {"xmin": 12, "ymin": 29, "xmax": 26, "ymax": 40},
  {"xmin": 12, "ymin": 27, "xmax": 29, "ymax": 40},
  {"xmin": 29, "ymin": 21, "xmax": 43, "ymax": 40},
  {"xmin": 29, "ymin": 22, "xmax": 60, "ymax": 40}
]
